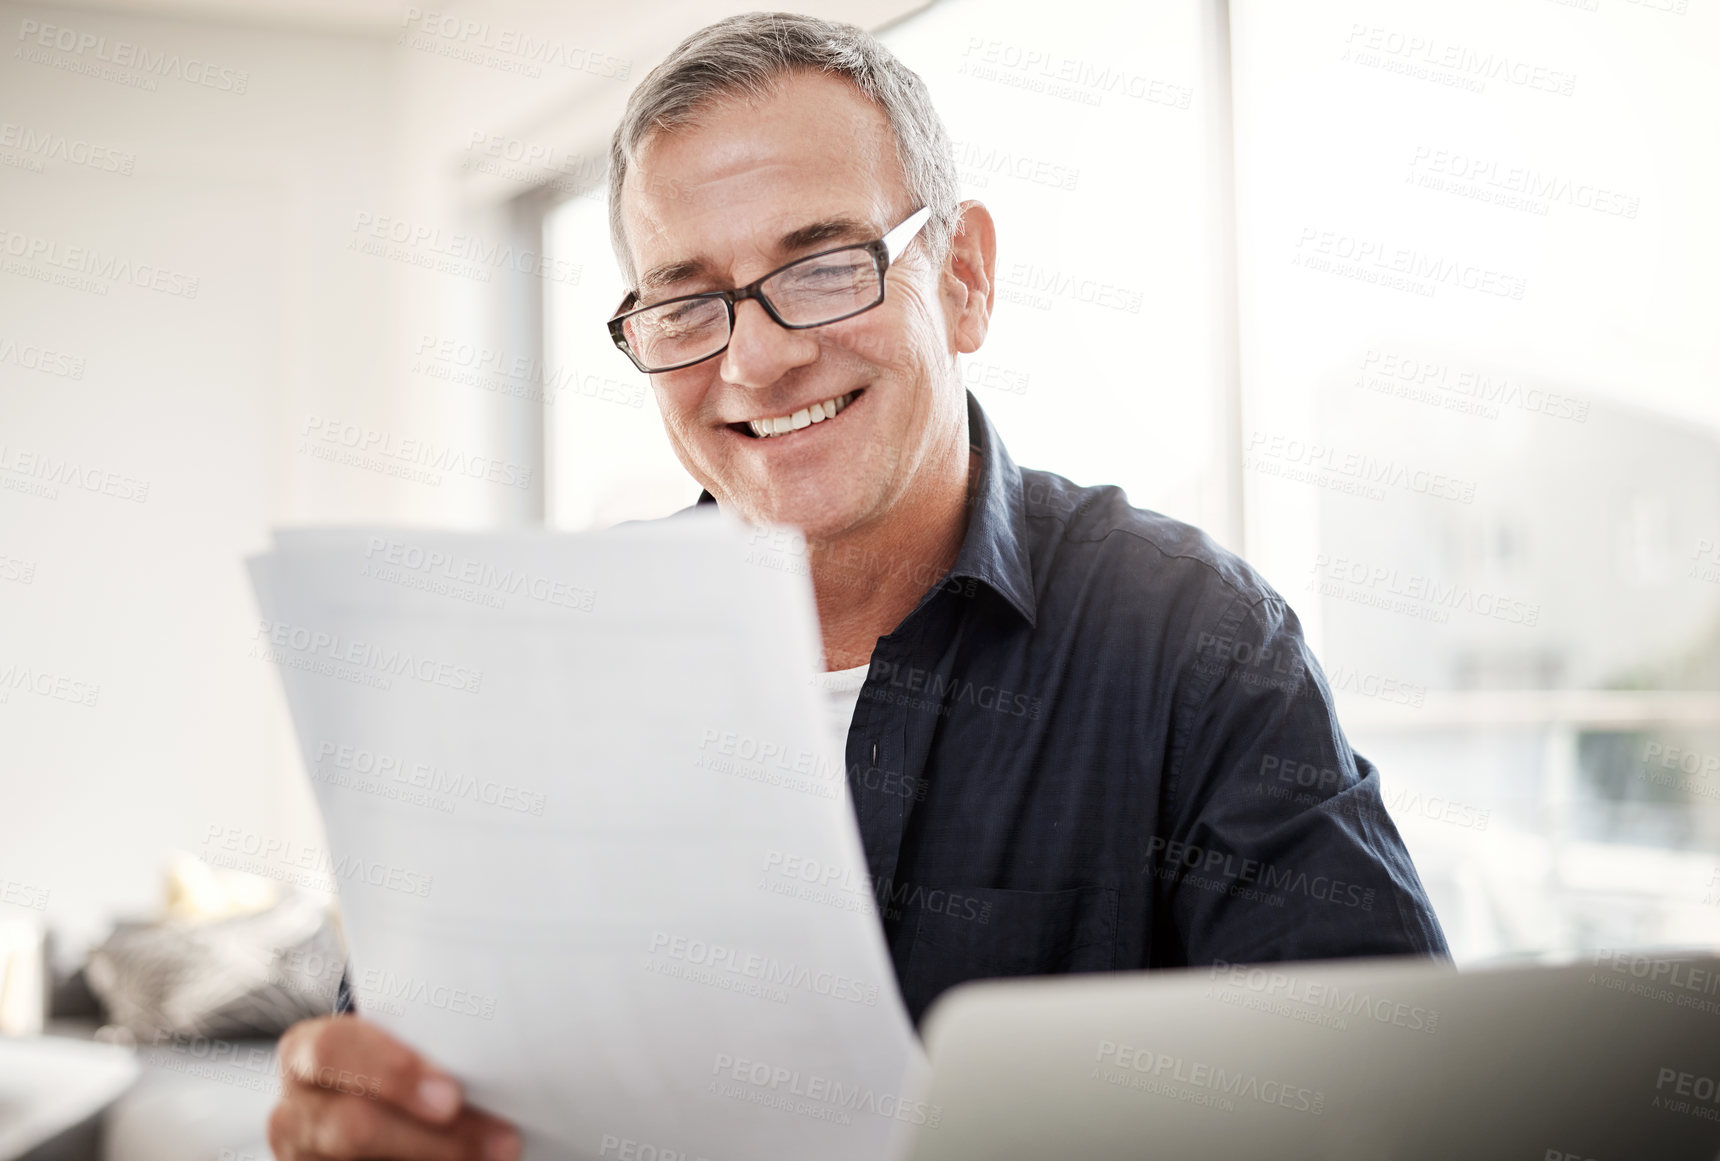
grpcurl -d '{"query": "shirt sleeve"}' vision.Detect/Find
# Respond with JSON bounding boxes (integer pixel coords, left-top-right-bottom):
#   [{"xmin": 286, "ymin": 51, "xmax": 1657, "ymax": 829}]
[
  {"xmin": 1155, "ymin": 591, "xmax": 1450, "ymax": 966},
  {"xmin": 335, "ymin": 965, "xmax": 357, "ymax": 1015}
]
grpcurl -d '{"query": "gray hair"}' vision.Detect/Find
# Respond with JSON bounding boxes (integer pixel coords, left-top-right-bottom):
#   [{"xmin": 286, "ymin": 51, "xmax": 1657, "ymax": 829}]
[{"xmin": 607, "ymin": 11, "xmax": 960, "ymax": 290}]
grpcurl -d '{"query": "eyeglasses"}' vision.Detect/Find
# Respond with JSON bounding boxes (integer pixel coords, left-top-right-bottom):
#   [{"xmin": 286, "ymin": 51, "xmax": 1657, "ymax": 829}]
[{"xmin": 607, "ymin": 206, "xmax": 931, "ymax": 374}]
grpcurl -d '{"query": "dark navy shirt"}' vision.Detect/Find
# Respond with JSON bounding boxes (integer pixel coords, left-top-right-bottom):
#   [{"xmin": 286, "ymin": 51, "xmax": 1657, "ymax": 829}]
[
  {"xmin": 732, "ymin": 389, "xmax": 1446, "ymax": 1024},
  {"xmin": 340, "ymin": 390, "xmax": 1448, "ymax": 1026}
]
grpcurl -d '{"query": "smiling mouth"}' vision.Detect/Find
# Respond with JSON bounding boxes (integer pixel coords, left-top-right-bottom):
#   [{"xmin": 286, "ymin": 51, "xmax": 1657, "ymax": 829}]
[{"xmin": 730, "ymin": 389, "xmax": 863, "ymax": 439}]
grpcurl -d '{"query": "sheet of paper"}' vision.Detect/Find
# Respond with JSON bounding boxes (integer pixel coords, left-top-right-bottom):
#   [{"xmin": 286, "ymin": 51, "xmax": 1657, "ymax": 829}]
[{"xmin": 248, "ymin": 510, "xmax": 928, "ymax": 1161}]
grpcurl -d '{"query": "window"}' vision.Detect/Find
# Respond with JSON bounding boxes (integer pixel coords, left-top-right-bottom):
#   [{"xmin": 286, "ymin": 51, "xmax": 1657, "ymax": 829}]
[
  {"xmin": 543, "ymin": 191, "xmax": 694, "ymax": 530},
  {"xmin": 1229, "ymin": 0, "xmax": 1720, "ymax": 959}
]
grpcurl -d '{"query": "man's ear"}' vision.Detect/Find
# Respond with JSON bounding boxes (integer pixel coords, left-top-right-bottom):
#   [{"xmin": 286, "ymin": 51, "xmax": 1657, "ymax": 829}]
[{"xmin": 941, "ymin": 200, "xmax": 996, "ymax": 356}]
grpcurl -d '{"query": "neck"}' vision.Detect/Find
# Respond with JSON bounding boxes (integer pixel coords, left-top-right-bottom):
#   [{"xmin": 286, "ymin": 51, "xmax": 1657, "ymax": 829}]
[{"xmin": 811, "ymin": 441, "xmax": 979, "ymax": 672}]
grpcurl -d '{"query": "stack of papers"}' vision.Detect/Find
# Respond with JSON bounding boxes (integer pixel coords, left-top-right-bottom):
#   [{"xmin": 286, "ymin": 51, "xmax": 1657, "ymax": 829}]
[{"xmin": 248, "ymin": 510, "xmax": 926, "ymax": 1161}]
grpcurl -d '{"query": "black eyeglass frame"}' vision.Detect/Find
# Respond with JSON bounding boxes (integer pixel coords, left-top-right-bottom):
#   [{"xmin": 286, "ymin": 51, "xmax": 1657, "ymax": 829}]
[{"xmin": 606, "ymin": 205, "xmax": 932, "ymax": 374}]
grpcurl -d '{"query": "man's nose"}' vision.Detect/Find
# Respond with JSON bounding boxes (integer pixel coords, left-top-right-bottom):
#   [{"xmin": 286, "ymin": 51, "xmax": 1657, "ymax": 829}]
[{"xmin": 719, "ymin": 296, "xmax": 819, "ymax": 389}]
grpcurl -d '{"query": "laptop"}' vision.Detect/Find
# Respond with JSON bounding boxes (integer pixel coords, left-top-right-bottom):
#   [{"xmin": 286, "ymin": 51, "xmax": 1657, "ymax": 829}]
[{"xmin": 905, "ymin": 951, "xmax": 1720, "ymax": 1161}]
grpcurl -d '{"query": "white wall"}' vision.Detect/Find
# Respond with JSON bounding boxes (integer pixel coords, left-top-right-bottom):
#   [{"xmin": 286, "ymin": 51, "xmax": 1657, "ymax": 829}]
[{"xmin": 1, "ymin": 5, "xmax": 400, "ymax": 959}]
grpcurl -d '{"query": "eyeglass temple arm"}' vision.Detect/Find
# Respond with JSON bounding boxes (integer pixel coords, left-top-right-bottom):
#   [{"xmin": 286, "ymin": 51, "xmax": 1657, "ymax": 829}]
[{"xmin": 882, "ymin": 206, "xmax": 932, "ymax": 262}]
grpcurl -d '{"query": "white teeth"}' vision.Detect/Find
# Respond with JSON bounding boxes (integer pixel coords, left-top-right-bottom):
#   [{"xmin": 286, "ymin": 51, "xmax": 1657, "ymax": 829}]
[{"xmin": 748, "ymin": 392, "xmax": 854, "ymax": 439}]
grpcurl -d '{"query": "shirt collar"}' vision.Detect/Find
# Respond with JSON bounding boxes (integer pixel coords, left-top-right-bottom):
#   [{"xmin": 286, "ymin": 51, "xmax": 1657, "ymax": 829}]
[
  {"xmin": 693, "ymin": 389, "xmax": 1038, "ymax": 627},
  {"xmin": 948, "ymin": 389, "xmax": 1037, "ymax": 626}
]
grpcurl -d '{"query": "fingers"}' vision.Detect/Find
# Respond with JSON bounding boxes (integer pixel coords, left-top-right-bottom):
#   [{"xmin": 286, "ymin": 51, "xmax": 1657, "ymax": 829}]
[
  {"xmin": 278, "ymin": 1015, "xmax": 463, "ymax": 1124},
  {"xmin": 269, "ymin": 1082, "xmax": 521, "ymax": 1161},
  {"xmin": 269, "ymin": 1016, "xmax": 521, "ymax": 1161}
]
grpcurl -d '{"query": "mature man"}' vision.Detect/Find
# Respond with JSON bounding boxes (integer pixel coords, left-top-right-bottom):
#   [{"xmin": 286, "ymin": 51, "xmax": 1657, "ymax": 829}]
[{"xmin": 268, "ymin": 12, "xmax": 1447, "ymax": 1159}]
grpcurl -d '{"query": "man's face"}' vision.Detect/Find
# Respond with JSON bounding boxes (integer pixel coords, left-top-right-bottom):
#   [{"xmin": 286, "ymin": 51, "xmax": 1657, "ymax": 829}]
[{"xmin": 619, "ymin": 70, "xmax": 968, "ymax": 540}]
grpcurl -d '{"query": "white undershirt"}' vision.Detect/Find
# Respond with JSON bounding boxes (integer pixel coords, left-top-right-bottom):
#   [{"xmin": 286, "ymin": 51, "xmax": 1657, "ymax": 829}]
[{"xmin": 809, "ymin": 662, "xmax": 869, "ymax": 756}]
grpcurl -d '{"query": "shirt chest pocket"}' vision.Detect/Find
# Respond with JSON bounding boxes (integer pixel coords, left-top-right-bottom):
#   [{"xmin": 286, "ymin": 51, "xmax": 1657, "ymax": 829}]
[{"xmin": 898, "ymin": 884, "xmax": 1118, "ymax": 1024}]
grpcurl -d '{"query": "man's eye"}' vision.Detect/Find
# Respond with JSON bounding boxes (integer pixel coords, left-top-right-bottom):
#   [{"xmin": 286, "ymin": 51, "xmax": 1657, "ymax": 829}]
[
  {"xmin": 802, "ymin": 259, "xmax": 869, "ymax": 282},
  {"xmin": 659, "ymin": 300, "xmax": 721, "ymax": 329}
]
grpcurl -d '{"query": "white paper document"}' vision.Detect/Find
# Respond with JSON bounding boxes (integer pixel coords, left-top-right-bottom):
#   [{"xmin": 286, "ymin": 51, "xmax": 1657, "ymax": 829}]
[{"xmin": 248, "ymin": 510, "xmax": 928, "ymax": 1161}]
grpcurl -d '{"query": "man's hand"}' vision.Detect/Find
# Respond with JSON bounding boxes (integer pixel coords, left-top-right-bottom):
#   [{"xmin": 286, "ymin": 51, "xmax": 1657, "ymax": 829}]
[{"xmin": 269, "ymin": 1015, "xmax": 521, "ymax": 1161}]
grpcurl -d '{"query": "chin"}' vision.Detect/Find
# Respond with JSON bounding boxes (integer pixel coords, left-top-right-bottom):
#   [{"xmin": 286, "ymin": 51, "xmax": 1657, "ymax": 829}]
[{"xmin": 750, "ymin": 485, "xmax": 868, "ymax": 540}]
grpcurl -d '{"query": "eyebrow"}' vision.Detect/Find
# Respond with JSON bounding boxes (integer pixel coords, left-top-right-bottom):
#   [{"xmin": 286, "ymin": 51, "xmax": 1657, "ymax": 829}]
[{"xmin": 636, "ymin": 216, "xmax": 875, "ymax": 297}]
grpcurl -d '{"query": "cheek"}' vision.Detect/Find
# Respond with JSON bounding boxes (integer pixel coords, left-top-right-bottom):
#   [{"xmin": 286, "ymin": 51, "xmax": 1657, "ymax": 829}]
[
  {"xmin": 652, "ymin": 371, "xmax": 708, "ymax": 422},
  {"xmin": 851, "ymin": 292, "xmax": 942, "ymax": 383},
  {"xmin": 650, "ymin": 383, "xmax": 682, "ymax": 435},
  {"xmin": 650, "ymin": 381, "xmax": 711, "ymax": 464},
  {"xmin": 898, "ymin": 286, "xmax": 955, "ymax": 378}
]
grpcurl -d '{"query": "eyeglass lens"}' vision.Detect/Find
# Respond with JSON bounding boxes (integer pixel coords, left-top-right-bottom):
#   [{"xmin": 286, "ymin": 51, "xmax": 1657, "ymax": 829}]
[{"xmin": 622, "ymin": 246, "xmax": 883, "ymax": 371}]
